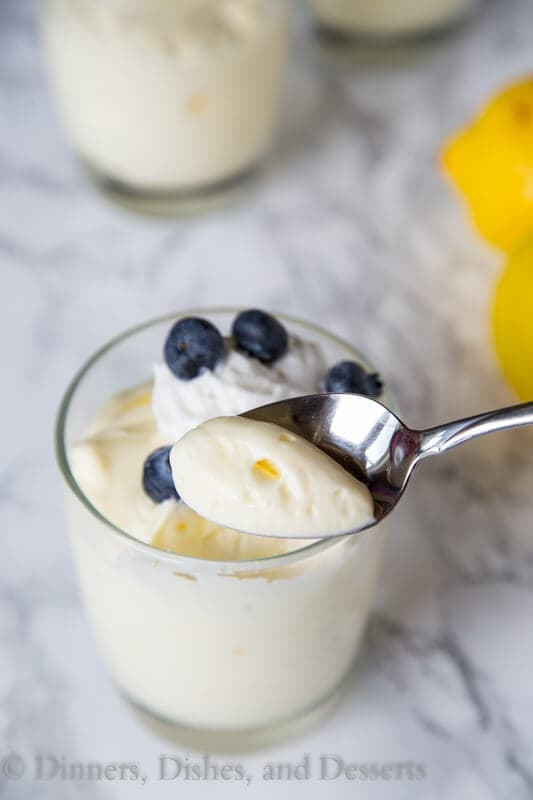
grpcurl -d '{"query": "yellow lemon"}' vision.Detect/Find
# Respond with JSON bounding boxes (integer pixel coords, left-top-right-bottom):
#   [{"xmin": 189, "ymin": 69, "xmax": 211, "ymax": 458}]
[
  {"xmin": 492, "ymin": 238, "xmax": 533, "ymax": 400},
  {"xmin": 443, "ymin": 76, "xmax": 533, "ymax": 251}
]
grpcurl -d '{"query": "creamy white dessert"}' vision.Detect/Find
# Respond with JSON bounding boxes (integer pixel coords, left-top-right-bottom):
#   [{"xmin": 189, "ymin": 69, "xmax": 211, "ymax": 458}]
[
  {"xmin": 65, "ymin": 311, "xmax": 388, "ymax": 735},
  {"xmin": 309, "ymin": 0, "xmax": 476, "ymax": 37},
  {"xmin": 153, "ymin": 336, "xmax": 329, "ymax": 442},
  {"xmin": 42, "ymin": 0, "xmax": 288, "ymax": 191},
  {"xmin": 171, "ymin": 416, "xmax": 375, "ymax": 537}
]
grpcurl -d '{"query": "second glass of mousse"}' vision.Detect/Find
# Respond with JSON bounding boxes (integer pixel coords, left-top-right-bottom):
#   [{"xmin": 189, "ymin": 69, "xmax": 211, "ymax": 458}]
[
  {"xmin": 307, "ymin": 0, "xmax": 479, "ymax": 43},
  {"xmin": 41, "ymin": 0, "xmax": 289, "ymax": 213},
  {"xmin": 57, "ymin": 309, "xmax": 393, "ymax": 750}
]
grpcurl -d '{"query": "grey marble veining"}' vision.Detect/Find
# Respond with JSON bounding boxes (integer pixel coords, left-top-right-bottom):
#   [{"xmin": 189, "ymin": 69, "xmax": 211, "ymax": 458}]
[{"xmin": 2, "ymin": 0, "xmax": 533, "ymax": 798}]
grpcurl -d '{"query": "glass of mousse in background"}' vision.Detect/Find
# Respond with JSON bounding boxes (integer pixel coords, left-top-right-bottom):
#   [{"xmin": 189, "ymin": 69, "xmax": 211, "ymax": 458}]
[
  {"xmin": 56, "ymin": 309, "xmax": 394, "ymax": 751},
  {"xmin": 40, "ymin": 0, "xmax": 289, "ymax": 214},
  {"xmin": 307, "ymin": 0, "xmax": 479, "ymax": 43}
]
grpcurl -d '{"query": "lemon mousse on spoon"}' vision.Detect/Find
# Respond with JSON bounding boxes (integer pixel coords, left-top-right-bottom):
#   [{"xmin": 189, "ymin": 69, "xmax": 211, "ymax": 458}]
[{"xmin": 170, "ymin": 415, "xmax": 375, "ymax": 538}]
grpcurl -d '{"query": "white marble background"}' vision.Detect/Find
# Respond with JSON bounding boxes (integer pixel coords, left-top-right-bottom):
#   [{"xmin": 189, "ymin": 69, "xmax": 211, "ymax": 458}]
[{"xmin": 2, "ymin": 0, "xmax": 533, "ymax": 798}]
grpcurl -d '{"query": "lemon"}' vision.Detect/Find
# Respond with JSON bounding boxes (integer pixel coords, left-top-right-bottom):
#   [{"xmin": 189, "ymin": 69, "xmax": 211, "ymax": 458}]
[
  {"xmin": 443, "ymin": 76, "xmax": 533, "ymax": 251},
  {"xmin": 493, "ymin": 238, "xmax": 533, "ymax": 400}
]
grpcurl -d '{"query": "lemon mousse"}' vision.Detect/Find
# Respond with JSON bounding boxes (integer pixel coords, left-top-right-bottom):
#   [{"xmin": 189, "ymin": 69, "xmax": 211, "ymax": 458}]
[
  {"xmin": 308, "ymin": 0, "xmax": 476, "ymax": 39},
  {"xmin": 42, "ymin": 0, "xmax": 289, "ymax": 199},
  {"xmin": 170, "ymin": 416, "xmax": 375, "ymax": 538},
  {"xmin": 63, "ymin": 310, "xmax": 389, "ymax": 737}
]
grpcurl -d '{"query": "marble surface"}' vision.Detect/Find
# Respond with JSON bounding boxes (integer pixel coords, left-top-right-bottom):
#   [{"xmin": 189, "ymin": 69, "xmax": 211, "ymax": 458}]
[{"xmin": 2, "ymin": 0, "xmax": 533, "ymax": 797}]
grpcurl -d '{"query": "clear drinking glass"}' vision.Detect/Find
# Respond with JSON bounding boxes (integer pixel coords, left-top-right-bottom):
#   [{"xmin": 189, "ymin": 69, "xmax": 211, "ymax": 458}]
[
  {"xmin": 307, "ymin": 0, "xmax": 479, "ymax": 43},
  {"xmin": 41, "ymin": 1, "xmax": 289, "ymax": 214},
  {"xmin": 56, "ymin": 310, "xmax": 393, "ymax": 750}
]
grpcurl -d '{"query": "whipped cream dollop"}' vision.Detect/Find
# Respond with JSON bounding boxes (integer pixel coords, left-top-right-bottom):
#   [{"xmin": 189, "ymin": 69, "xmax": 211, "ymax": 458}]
[
  {"xmin": 171, "ymin": 416, "xmax": 375, "ymax": 538},
  {"xmin": 152, "ymin": 336, "xmax": 329, "ymax": 441}
]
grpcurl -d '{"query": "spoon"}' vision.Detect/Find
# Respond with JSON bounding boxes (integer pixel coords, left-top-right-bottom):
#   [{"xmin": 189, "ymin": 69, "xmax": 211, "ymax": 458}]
[{"xmin": 243, "ymin": 394, "xmax": 533, "ymax": 535}]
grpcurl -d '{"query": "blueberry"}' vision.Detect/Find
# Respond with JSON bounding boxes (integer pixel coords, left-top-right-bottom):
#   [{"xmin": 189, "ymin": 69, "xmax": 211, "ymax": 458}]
[
  {"xmin": 164, "ymin": 317, "xmax": 225, "ymax": 381},
  {"xmin": 232, "ymin": 309, "xmax": 288, "ymax": 364},
  {"xmin": 142, "ymin": 446, "xmax": 179, "ymax": 504},
  {"xmin": 325, "ymin": 361, "xmax": 383, "ymax": 398}
]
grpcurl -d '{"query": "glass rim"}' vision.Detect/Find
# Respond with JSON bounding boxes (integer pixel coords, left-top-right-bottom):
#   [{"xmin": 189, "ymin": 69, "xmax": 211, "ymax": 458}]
[{"xmin": 55, "ymin": 308, "xmax": 386, "ymax": 574}]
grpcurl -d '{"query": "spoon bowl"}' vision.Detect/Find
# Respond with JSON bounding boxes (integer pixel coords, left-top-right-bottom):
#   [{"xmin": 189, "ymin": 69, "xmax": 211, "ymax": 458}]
[{"xmin": 244, "ymin": 394, "xmax": 416, "ymax": 530}]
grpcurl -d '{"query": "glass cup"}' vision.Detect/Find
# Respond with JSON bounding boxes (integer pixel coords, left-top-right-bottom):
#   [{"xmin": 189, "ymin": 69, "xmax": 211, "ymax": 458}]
[
  {"xmin": 41, "ymin": 1, "xmax": 289, "ymax": 215},
  {"xmin": 307, "ymin": 0, "xmax": 479, "ymax": 44},
  {"xmin": 56, "ymin": 310, "xmax": 394, "ymax": 751}
]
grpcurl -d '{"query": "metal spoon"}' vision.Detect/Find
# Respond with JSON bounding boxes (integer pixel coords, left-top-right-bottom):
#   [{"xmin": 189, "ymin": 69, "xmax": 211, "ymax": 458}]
[{"xmin": 243, "ymin": 394, "xmax": 533, "ymax": 535}]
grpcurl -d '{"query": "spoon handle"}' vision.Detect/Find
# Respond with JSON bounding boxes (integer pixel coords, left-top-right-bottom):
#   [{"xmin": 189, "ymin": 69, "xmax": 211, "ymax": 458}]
[{"xmin": 417, "ymin": 402, "xmax": 533, "ymax": 458}]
